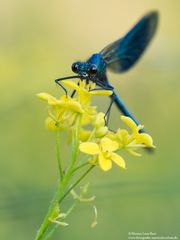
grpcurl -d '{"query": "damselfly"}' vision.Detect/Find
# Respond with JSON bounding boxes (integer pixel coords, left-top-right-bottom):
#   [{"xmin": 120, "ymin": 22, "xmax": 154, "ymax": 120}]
[{"xmin": 55, "ymin": 11, "xmax": 158, "ymax": 131}]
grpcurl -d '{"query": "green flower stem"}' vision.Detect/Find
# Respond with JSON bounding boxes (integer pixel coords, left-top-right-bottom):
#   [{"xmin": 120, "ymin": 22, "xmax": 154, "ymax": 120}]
[
  {"xmin": 72, "ymin": 162, "xmax": 89, "ymax": 173},
  {"xmin": 59, "ymin": 165, "xmax": 95, "ymax": 204},
  {"xmin": 35, "ymin": 115, "xmax": 82, "ymax": 240},
  {"xmin": 66, "ymin": 116, "xmax": 82, "ymax": 174},
  {"xmin": 35, "ymin": 165, "xmax": 94, "ymax": 240},
  {"xmin": 56, "ymin": 131, "xmax": 63, "ymax": 179},
  {"xmin": 35, "ymin": 177, "xmax": 68, "ymax": 240},
  {"xmin": 44, "ymin": 165, "xmax": 95, "ymax": 240}
]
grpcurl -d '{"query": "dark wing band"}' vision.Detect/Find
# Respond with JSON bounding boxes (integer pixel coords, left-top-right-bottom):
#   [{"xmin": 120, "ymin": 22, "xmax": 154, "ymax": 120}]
[{"xmin": 100, "ymin": 11, "xmax": 158, "ymax": 73}]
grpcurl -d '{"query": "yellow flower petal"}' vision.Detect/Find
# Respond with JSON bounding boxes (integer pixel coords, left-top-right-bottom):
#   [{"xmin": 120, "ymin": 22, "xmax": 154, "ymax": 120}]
[
  {"xmin": 100, "ymin": 137, "xmax": 119, "ymax": 152},
  {"xmin": 86, "ymin": 106, "xmax": 97, "ymax": 115},
  {"xmin": 116, "ymin": 129, "xmax": 131, "ymax": 146},
  {"xmin": 95, "ymin": 126, "xmax": 108, "ymax": 138},
  {"xmin": 106, "ymin": 131, "xmax": 116, "ymax": 141},
  {"xmin": 80, "ymin": 129, "xmax": 91, "ymax": 142},
  {"xmin": 45, "ymin": 117, "xmax": 59, "ymax": 131},
  {"xmin": 121, "ymin": 116, "xmax": 138, "ymax": 133},
  {"xmin": 110, "ymin": 153, "xmax": 126, "ymax": 169},
  {"xmin": 37, "ymin": 93, "xmax": 56, "ymax": 101},
  {"xmin": 98, "ymin": 153, "xmax": 112, "ymax": 171},
  {"xmin": 126, "ymin": 149, "xmax": 142, "ymax": 157},
  {"xmin": 57, "ymin": 100, "xmax": 84, "ymax": 113},
  {"xmin": 116, "ymin": 129, "xmax": 129, "ymax": 140},
  {"xmin": 81, "ymin": 113, "xmax": 91, "ymax": 125},
  {"xmin": 90, "ymin": 90, "xmax": 113, "ymax": 96},
  {"xmin": 79, "ymin": 142, "xmax": 100, "ymax": 155},
  {"xmin": 66, "ymin": 101, "xmax": 84, "ymax": 113},
  {"xmin": 93, "ymin": 112, "xmax": 105, "ymax": 127},
  {"xmin": 60, "ymin": 95, "xmax": 70, "ymax": 101},
  {"xmin": 48, "ymin": 99, "xmax": 60, "ymax": 105},
  {"xmin": 136, "ymin": 133, "xmax": 154, "ymax": 147},
  {"xmin": 61, "ymin": 80, "xmax": 81, "ymax": 92}
]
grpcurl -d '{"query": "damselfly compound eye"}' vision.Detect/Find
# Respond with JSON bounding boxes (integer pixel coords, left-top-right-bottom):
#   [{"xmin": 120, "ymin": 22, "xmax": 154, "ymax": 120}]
[
  {"xmin": 89, "ymin": 64, "xmax": 98, "ymax": 75},
  {"xmin": 71, "ymin": 62, "xmax": 80, "ymax": 73}
]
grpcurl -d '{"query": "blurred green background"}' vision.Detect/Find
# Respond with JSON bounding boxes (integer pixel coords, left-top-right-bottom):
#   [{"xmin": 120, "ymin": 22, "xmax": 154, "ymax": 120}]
[{"xmin": 0, "ymin": 0, "xmax": 180, "ymax": 239}]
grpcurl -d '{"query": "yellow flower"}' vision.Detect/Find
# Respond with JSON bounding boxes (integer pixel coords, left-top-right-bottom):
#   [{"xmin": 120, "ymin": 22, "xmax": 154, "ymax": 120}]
[
  {"xmin": 79, "ymin": 137, "xmax": 126, "ymax": 171},
  {"xmin": 37, "ymin": 93, "xmax": 84, "ymax": 130},
  {"xmin": 38, "ymin": 93, "xmax": 84, "ymax": 113},
  {"xmin": 38, "ymin": 81, "xmax": 112, "ymax": 132},
  {"xmin": 61, "ymin": 80, "xmax": 112, "ymax": 127},
  {"xmin": 121, "ymin": 116, "xmax": 154, "ymax": 147},
  {"xmin": 110, "ymin": 116, "xmax": 155, "ymax": 157}
]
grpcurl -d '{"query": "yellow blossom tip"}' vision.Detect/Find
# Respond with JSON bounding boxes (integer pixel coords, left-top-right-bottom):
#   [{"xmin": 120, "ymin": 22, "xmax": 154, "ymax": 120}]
[
  {"xmin": 137, "ymin": 133, "xmax": 154, "ymax": 147},
  {"xmin": 37, "ymin": 93, "xmax": 55, "ymax": 101},
  {"xmin": 61, "ymin": 80, "xmax": 81, "ymax": 91},
  {"xmin": 120, "ymin": 116, "xmax": 138, "ymax": 132},
  {"xmin": 90, "ymin": 90, "xmax": 113, "ymax": 96}
]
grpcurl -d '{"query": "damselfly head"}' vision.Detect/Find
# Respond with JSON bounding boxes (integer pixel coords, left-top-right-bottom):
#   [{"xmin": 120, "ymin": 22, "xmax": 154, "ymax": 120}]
[
  {"xmin": 71, "ymin": 61, "xmax": 96, "ymax": 79},
  {"xmin": 71, "ymin": 54, "xmax": 106, "ymax": 80}
]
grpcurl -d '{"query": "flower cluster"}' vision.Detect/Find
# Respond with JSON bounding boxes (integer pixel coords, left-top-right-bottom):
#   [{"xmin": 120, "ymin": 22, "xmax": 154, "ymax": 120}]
[
  {"xmin": 38, "ymin": 80, "xmax": 154, "ymax": 172},
  {"xmin": 37, "ymin": 80, "xmax": 111, "ymax": 130}
]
